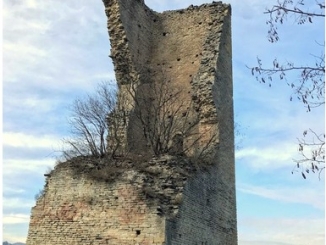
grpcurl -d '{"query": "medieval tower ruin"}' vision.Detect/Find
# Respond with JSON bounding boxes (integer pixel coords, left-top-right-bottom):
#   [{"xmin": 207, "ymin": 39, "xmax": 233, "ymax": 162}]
[{"xmin": 26, "ymin": 0, "xmax": 237, "ymax": 244}]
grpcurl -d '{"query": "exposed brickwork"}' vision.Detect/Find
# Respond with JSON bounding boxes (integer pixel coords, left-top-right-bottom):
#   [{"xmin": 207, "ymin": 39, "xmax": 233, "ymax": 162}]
[
  {"xmin": 166, "ymin": 167, "xmax": 237, "ymax": 244},
  {"xmin": 26, "ymin": 0, "xmax": 237, "ymax": 244},
  {"xmin": 26, "ymin": 154, "xmax": 236, "ymax": 245},
  {"xmin": 26, "ymin": 160, "xmax": 166, "ymax": 245}
]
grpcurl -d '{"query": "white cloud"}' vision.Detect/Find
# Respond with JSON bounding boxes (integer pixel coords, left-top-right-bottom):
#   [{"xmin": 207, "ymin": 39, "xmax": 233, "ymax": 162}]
[
  {"xmin": 3, "ymin": 132, "xmax": 61, "ymax": 149},
  {"xmin": 238, "ymin": 183, "xmax": 325, "ymax": 210},
  {"xmin": 3, "ymin": 197, "xmax": 35, "ymax": 211},
  {"xmin": 3, "ymin": 214, "xmax": 30, "ymax": 225},
  {"xmin": 236, "ymin": 142, "xmax": 298, "ymax": 171},
  {"xmin": 3, "ymin": 0, "xmax": 113, "ymax": 91},
  {"xmin": 238, "ymin": 217, "xmax": 325, "ymax": 245},
  {"xmin": 3, "ymin": 159, "xmax": 55, "ymax": 175},
  {"xmin": 3, "ymin": 187, "xmax": 26, "ymax": 194}
]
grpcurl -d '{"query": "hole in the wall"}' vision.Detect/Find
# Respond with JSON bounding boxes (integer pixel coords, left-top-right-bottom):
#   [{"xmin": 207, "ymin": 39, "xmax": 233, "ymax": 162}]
[
  {"xmin": 162, "ymin": 32, "xmax": 167, "ymax": 36},
  {"xmin": 115, "ymin": 196, "xmax": 118, "ymax": 200},
  {"xmin": 136, "ymin": 230, "xmax": 141, "ymax": 236},
  {"xmin": 138, "ymin": 24, "xmax": 141, "ymax": 28},
  {"xmin": 153, "ymin": 19, "xmax": 157, "ymax": 22},
  {"xmin": 179, "ymin": 234, "xmax": 182, "ymax": 238},
  {"xmin": 189, "ymin": 74, "xmax": 192, "ymax": 77},
  {"xmin": 198, "ymin": 21, "xmax": 202, "ymax": 25},
  {"xmin": 157, "ymin": 207, "xmax": 163, "ymax": 215},
  {"xmin": 195, "ymin": 54, "xmax": 198, "ymax": 57},
  {"xmin": 177, "ymin": 58, "xmax": 181, "ymax": 61},
  {"xmin": 206, "ymin": 198, "xmax": 210, "ymax": 205}
]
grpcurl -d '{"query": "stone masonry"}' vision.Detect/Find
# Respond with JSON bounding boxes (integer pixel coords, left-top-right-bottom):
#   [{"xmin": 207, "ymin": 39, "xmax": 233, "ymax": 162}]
[
  {"xmin": 105, "ymin": 0, "xmax": 233, "ymax": 159},
  {"xmin": 26, "ymin": 1, "xmax": 237, "ymax": 244},
  {"xmin": 26, "ymin": 159, "xmax": 166, "ymax": 245},
  {"xmin": 26, "ymin": 153, "xmax": 237, "ymax": 244}
]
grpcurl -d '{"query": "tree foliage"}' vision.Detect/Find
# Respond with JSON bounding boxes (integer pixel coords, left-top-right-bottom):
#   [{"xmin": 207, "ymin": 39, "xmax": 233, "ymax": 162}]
[{"xmin": 250, "ymin": 0, "xmax": 325, "ymax": 178}]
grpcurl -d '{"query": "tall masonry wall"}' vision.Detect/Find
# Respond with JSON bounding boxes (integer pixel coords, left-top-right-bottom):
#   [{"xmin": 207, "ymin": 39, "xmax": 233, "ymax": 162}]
[
  {"xmin": 105, "ymin": 0, "xmax": 234, "ymax": 160},
  {"xmin": 26, "ymin": 0, "xmax": 237, "ymax": 244},
  {"xmin": 103, "ymin": 0, "xmax": 237, "ymax": 243}
]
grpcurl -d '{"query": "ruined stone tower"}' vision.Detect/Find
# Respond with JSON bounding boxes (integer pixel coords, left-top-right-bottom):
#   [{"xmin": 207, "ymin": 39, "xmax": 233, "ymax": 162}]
[
  {"xmin": 105, "ymin": 0, "xmax": 233, "ymax": 161},
  {"xmin": 26, "ymin": 1, "xmax": 237, "ymax": 244}
]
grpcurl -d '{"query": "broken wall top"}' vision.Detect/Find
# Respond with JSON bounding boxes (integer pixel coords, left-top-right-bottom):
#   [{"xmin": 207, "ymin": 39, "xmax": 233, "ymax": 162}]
[
  {"xmin": 103, "ymin": 0, "xmax": 233, "ymax": 156},
  {"xmin": 103, "ymin": 0, "xmax": 231, "ymax": 86}
]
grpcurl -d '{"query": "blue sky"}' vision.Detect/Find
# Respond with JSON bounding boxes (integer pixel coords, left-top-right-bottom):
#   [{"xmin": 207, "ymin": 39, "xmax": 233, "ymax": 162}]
[{"xmin": 2, "ymin": 0, "xmax": 325, "ymax": 244}]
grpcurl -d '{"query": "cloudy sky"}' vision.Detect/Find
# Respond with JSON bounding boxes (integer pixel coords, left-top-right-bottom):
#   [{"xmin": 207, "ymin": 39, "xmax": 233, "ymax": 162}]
[{"xmin": 2, "ymin": 0, "xmax": 325, "ymax": 244}]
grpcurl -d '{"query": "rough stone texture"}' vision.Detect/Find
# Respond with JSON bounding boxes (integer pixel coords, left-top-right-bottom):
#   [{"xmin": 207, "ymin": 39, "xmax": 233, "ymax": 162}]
[
  {"xmin": 105, "ymin": 0, "xmax": 233, "ymax": 158},
  {"xmin": 26, "ymin": 154, "xmax": 236, "ymax": 245},
  {"xmin": 26, "ymin": 159, "xmax": 166, "ymax": 245},
  {"xmin": 26, "ymin": 0, "xmax": 237, "ymax": 244},
  {"xmin": 103, "ymin": 1, "xmax": 237, "ymax": 241}
]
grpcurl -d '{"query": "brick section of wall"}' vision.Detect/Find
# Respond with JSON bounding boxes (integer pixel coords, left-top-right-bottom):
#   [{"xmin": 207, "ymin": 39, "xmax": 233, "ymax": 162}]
[
  {"xmin": 166, "ymin": 167, "xmax": 237, "ymax": 245},
  {"xmin": 26, "ymin": 154, "xmax": 237, "ymax": 245},
  {"xmin": 26, "ymin": 163, "xmax": 166, "ymax": 245}
]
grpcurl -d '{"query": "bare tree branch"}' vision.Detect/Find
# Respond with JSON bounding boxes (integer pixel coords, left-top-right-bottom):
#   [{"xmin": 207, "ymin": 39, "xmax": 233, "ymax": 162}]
[
  {"xmin": 119, "ymin": 73, "xmax": 218, "ymax": 160},
  {"xmin": 264, "ymin": 0, "xmax": 325, "ymax": 43},
  {"xmin": 249, "ymin": 0, "xmax": 325, "ymax": 178},
  {"xmin": 292, "ymin": 129, "xmax": 325, "ymax": 179},
  {"xmin": 249, "ymin": 54, "xmax": 325, "ymax": 110},
  {"xmin": 61, "ymin": 81, "xmax": 117, "ymax": 160}
]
